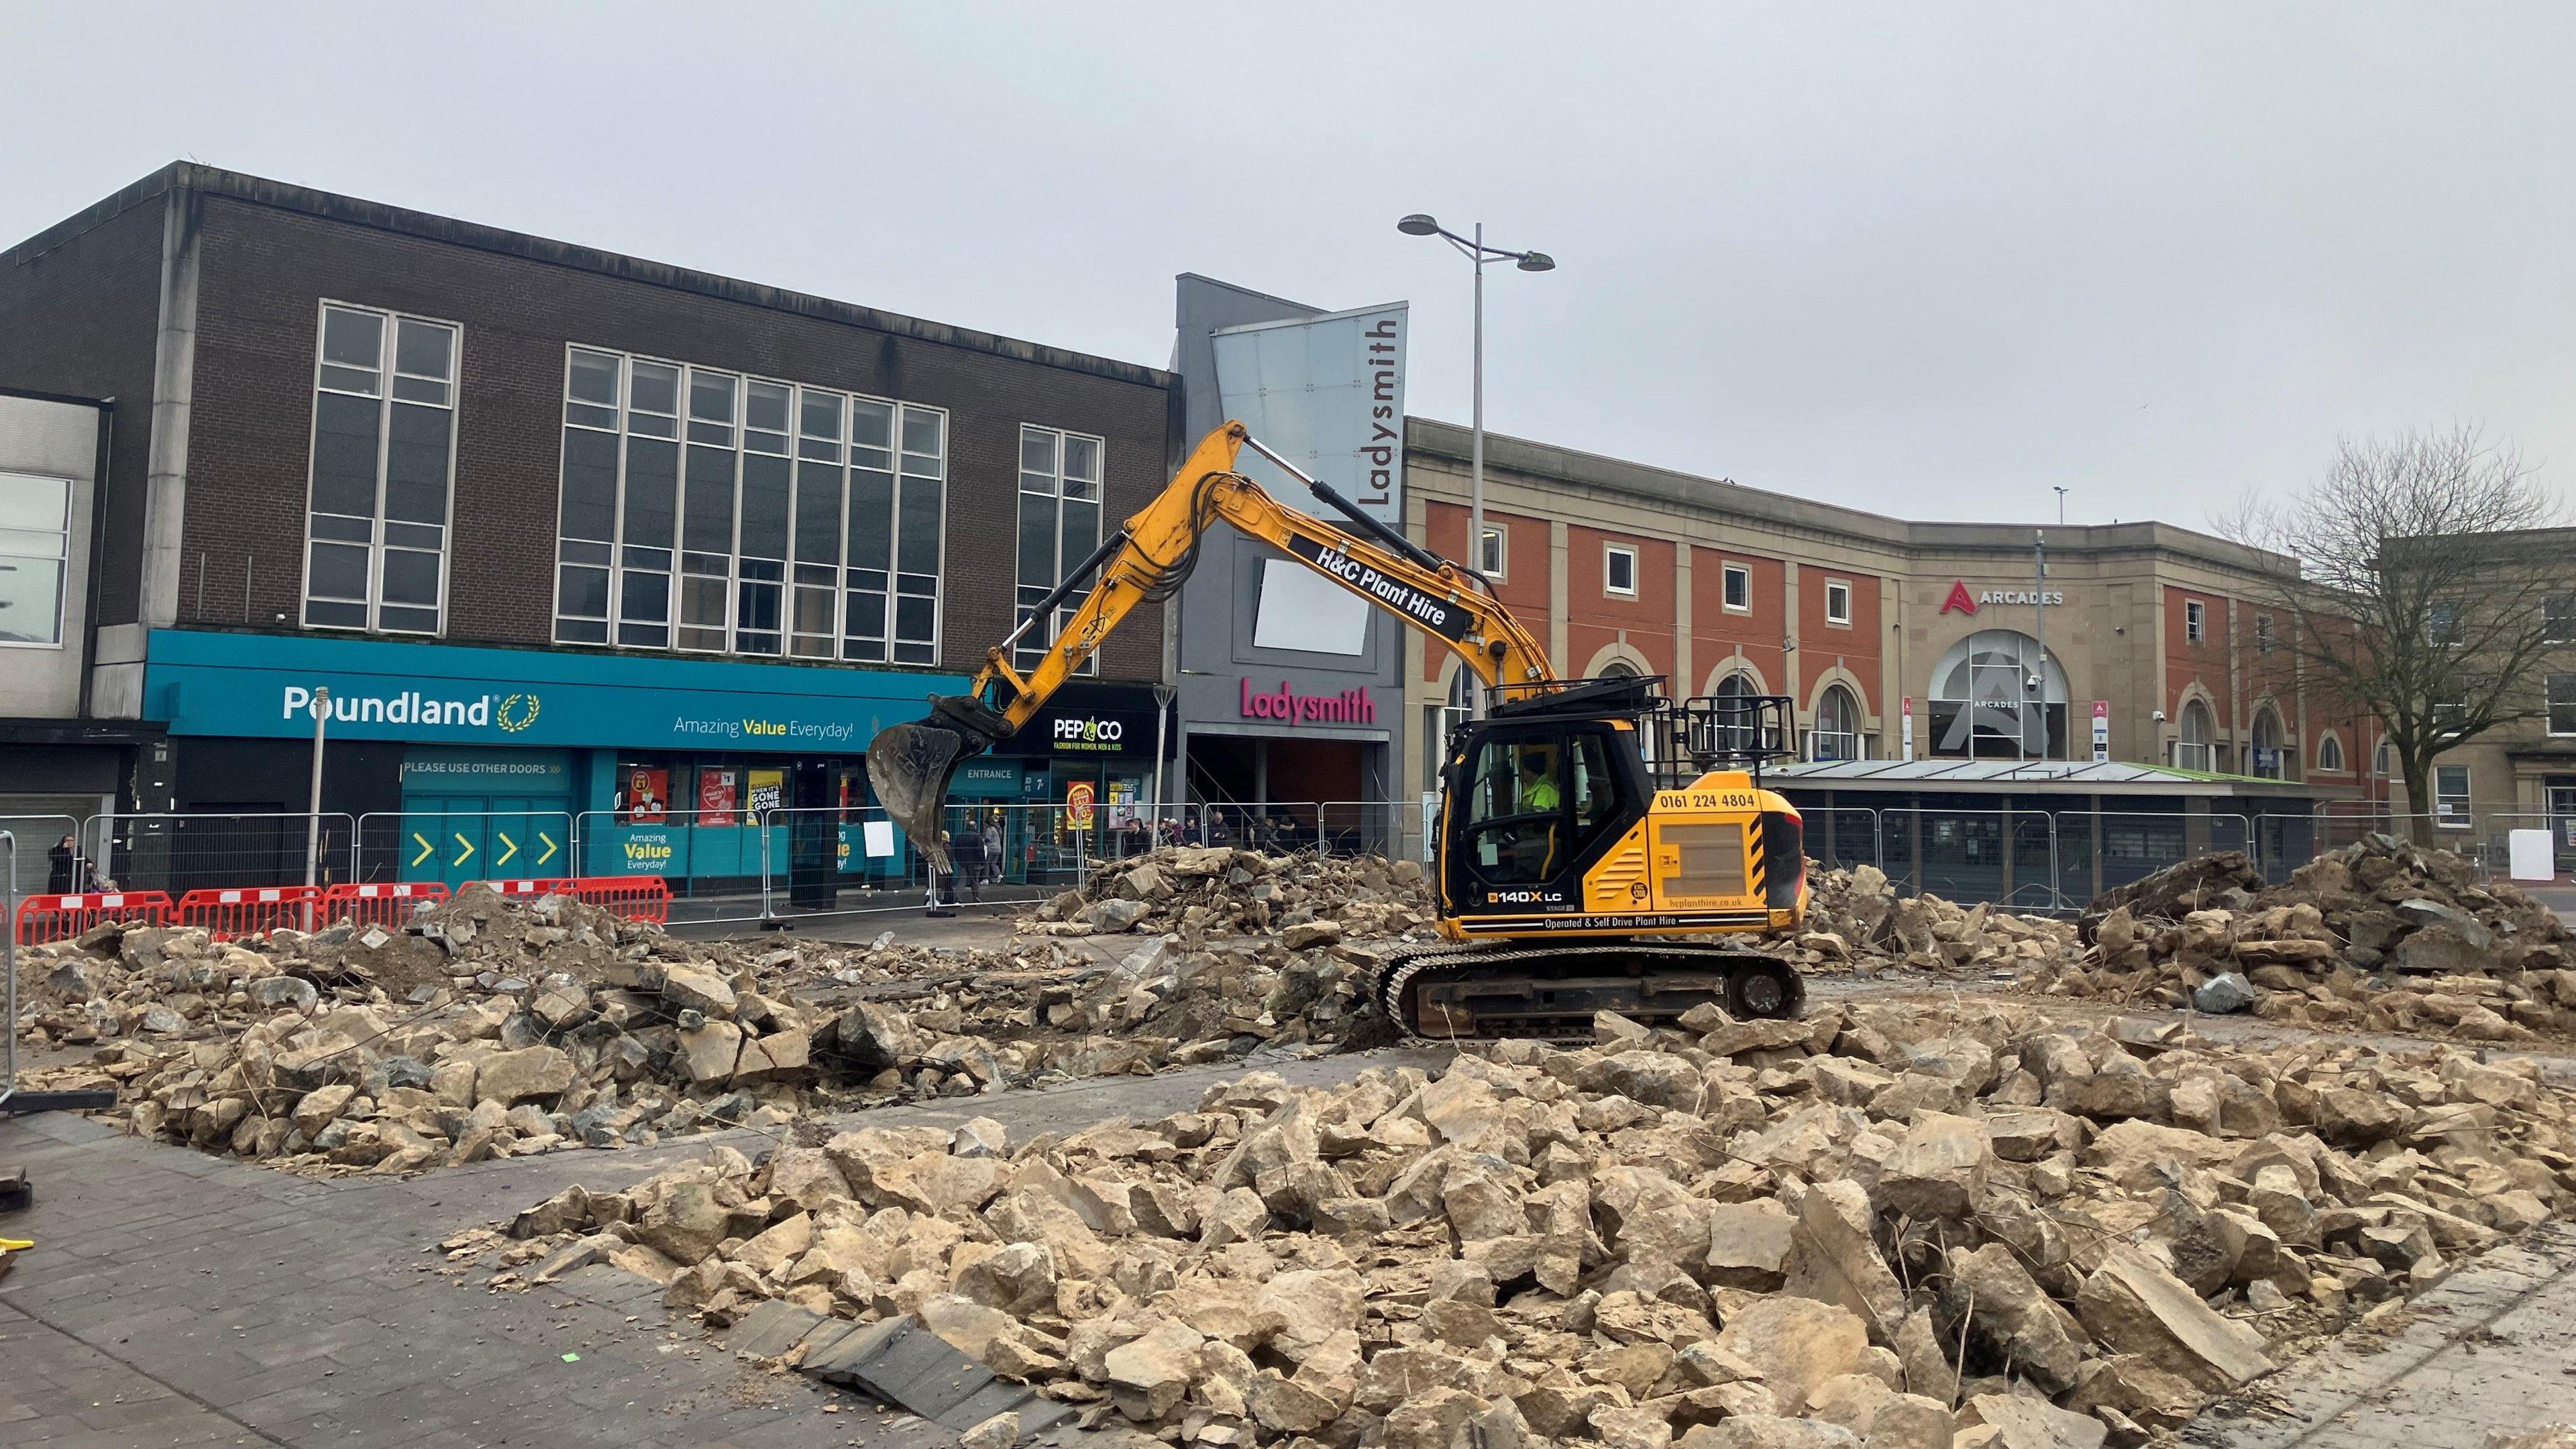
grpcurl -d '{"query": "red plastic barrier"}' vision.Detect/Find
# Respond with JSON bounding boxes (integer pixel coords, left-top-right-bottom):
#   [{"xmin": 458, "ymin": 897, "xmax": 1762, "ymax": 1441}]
[
  {"xmin": 13, "ymin": 890, "xmax": 174, "ymax": 945},
  {"xmin": 470, "ymin": 879, "xmax": 557, "ymax": 900},
  {"xmin": 174, "ymin": 885, "xmax": 325, "ymax": 941},
  {"xmin": 321, "ymin": 880, "xmax": 449, "ymax": 930},
  {"xmin": 545, "ymin": 875, "xmax": 671, "ymax": 924}
]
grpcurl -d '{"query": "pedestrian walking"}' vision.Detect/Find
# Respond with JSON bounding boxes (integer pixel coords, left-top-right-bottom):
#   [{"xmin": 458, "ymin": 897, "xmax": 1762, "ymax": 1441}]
[{"xmin": 48, "ymin": 834, "xmax": 77, "ymax": 895}]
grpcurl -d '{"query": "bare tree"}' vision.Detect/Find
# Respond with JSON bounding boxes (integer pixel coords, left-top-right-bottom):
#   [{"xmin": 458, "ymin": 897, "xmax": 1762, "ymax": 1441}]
[{"xmin": 2222, "ymin": 425, "xmax": 2565, "ymax": 837}]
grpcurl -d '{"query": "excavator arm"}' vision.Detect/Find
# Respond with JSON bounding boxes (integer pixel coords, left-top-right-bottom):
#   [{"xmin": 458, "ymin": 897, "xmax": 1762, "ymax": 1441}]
[{"xmin": 867, "ymin": 421, "xmax": 1554, "ymax": 865}]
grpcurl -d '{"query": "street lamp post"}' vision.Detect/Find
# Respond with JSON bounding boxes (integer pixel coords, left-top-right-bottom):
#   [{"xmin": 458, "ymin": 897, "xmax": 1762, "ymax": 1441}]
[
  {"xmin": 305, "ymin": 686, "xmax": 331, "ymax": 927},
  {"xmin": 1397, "ymin": 215, "xmax": 1553, "ymax": 714}
]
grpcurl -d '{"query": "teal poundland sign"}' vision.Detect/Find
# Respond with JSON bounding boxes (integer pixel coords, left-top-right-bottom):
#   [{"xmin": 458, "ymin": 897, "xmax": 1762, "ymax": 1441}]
[{"xmin": 142, "ymin": 629, "xmax": 969, "ymax": 752}]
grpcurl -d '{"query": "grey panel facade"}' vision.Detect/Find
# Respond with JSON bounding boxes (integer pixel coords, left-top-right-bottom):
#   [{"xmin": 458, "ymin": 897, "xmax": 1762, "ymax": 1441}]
[{"xmin": 1171, "ymin": 275, "xmax": 1403, "ymax": 812}]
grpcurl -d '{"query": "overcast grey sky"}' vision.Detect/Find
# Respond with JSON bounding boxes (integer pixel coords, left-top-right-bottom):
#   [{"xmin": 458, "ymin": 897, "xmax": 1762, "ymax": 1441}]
[{"xmin": 6, "ymin": 3, "xmax": 2571, "ymax": 527}]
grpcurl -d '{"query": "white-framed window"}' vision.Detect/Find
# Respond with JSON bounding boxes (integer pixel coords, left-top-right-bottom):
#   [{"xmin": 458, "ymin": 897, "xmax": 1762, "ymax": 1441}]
[
  {"xmin": 1721, "ymin": 561, "xmax": 1751, "ymax": 612},
  {"xmin": 2374, "ymin": 738, "xmax": 2391, "ymax": 776},
  {"xmin": 552, "ymin": 345, "xmax": 945, "ymax": 665},
  {"xmin": 1477, "ymin": 523, "xmax": 1507, "ymax": 579},
  {"xmin": 304, "ymin": 302, "xmax": 459, "ymax": 634},
  {"xmin": 2176, "ymin": 698, "xmax": 2215, "ymax": 772},
  {"xmin": 2546, "ymin": 594, "xmax": 2576, "ymax": 644},
  {"xmin": 2548, "ymin": 673, "xmax": 2576, "ymax": 736},
  {"xmin": 2434, "ymin": 764, "xmax": 2472, "ymax": 827},
  {"xmin": 2254, "ymin": 614, "xmax": 2273, "ymax": 653},
  {"xmin": 1810, "ymin": 684, "xmax": 1862, "ymax": 761},
  {"xmin": 1605, "ymin": 543, "xmax": 1638, "ymax": 598},
  {"xmin": 2428, "ymin": 600, "xmax": 2464, "ymax": 647},
  {"xmin": 2184, "ymin": 598, "xmax": 2206, "ymax": 644},
  {"xmin": 2316, "ymin": 732, "xmax": 2344, "ymax": 773},
  {"xmin": 1015, "ymin": 425, "xmax": 1104, "ymax": 676},
  {"xmin": 0, "ymin": 471, "xmax": 71, "ymax": 647},
  {"xmin": 1823, "ymin": 578, "xmax": 1853, "ymax": 627},
  {"xmin": 2249, "ymin": 706, "xmax": 2285, "ymax": 780}
]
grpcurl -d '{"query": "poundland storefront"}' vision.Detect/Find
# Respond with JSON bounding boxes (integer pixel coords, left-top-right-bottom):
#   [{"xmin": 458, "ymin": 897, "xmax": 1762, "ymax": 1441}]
[{"xmin": 133, "ymin": 628, "xmax": 966, "ymax": 902}]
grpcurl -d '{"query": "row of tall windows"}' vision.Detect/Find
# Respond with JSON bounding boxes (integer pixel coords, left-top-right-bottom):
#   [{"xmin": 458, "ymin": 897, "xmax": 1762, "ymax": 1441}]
[{"xmin": 552, "ymin": 348, "xmax": 945, "ymax": 663}]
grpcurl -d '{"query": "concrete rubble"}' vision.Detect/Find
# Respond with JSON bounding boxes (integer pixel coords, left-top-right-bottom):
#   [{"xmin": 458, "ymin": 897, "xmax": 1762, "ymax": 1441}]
[
  {"xmin": 1787, "ymin": 865, "xmax": 2082, "ymax": 978},
  {"xmin": 494, "ymin": 997, "xmax": 2576, "ymax": 1448},
  {"xmin": 2026, "ymin": 838, "xmax": 2576, "ymax": 1041},
  {"xmin": 11, "ymin": 856, "xmax": 1428, "ymax": 1173},
  {"xmin": 1026, "ymin": 847, "xmax": 1434, "ymax": 945}
]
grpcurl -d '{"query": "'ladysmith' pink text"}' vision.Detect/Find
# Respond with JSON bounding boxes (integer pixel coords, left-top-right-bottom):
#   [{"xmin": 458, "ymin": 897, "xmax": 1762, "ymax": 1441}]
[{"xmin": 1239, "ymin": 678, "xmax": 1378, "ymax": 725}]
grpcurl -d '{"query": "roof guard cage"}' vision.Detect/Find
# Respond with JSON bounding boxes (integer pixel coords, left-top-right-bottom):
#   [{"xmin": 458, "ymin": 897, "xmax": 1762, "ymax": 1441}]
[{"xmin": 1477, "ymin": 676, "xmax": 1797, "ymax": 788}]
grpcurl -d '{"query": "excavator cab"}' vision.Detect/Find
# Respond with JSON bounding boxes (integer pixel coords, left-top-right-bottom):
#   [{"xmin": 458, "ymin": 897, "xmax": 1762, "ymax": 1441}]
[{"xmin": 1443, "ymin": 714, "xmax": 1646, "ymax": 920}]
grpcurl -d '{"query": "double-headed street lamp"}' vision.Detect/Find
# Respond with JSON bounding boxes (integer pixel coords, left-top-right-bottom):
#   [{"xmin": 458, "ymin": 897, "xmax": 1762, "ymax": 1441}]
[{"xmin": 1397, "ymin": 216, "xmax": 1553, "ymax": 714}]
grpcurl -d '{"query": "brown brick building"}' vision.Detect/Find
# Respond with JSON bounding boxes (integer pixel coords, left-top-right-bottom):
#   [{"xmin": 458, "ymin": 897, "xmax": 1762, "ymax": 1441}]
[{"xmin": 0, "ymin": 164, "xmax": 1179, "ymax": 894}]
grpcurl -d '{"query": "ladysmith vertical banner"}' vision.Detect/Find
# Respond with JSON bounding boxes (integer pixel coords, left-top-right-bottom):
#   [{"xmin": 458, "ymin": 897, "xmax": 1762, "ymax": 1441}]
[{"xmin": 1210, "ymin": 303, "xmax": 1409, "ymax": 527}]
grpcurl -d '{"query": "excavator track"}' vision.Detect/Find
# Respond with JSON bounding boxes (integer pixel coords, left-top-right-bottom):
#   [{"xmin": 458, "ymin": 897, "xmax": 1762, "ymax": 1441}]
[{"xmin": 1363, "ymin": 939, "xmax": 1806, "ymax": 1045}]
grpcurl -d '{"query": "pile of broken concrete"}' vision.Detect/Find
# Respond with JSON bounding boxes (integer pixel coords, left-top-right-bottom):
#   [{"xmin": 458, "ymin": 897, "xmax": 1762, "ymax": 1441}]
[
  {"xmin": 2025, "ymin": 839, "xmax": 2576, "ymax": 1041},
  {"xmin": 497, "ymin": 998, "xmax": 2576, "ymax": 1449},
  {"xmin": 1030, "ymin": 847, "xmax": 1434, "ymax": 946},
  {"xmin": 1788, "ymin": 864, "xmax": 2081, "ymax": 979},
  {"xmin": 14, "ymin": 878, "xmax": 1392, "ymax": 1174}
]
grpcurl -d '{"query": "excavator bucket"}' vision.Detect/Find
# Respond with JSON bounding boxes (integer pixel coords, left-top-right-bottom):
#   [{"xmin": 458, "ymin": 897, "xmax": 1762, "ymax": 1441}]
[
  {"xmin": 864, "ymin": 694, "xmax": 1012, "ymax": 875},
  {"xmin": 866, "ymin": 723, "xmax": 965, "ymax": 873}
]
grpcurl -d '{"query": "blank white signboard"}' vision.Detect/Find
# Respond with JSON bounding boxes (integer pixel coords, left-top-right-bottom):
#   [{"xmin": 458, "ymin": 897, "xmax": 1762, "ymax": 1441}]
[
  {"xmin": 2508, "ymin": 828, "xmax": 2554, "ymax": 881},
  {"xmin": 1253, "ymin": 558, "xmax": 1371, "ymax": 655},
  {"xmin": 863, "ymin": 819, "xmax": 896, "ymax": 857}
]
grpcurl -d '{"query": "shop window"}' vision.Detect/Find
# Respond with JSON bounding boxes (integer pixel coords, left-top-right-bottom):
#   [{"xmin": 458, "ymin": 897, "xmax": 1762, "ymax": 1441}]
[
  {"xmin": 614, "ymin": 761, "xmax": 674, "ymax": 824},
  {"xmin": 553, "ymin": 345, "xmax": 943, "ymax": 663},
  {"xmin": 305, "ymin": 303, "xmax": 458, "ymax": 634},
  {"xmin": 2435, "ymin": 764, "xmax": 2472, "ymax": 828},
  {"xmin": 1824, "ymin": 578, "xmax": 1853, "ymax": 627},
  {"xmin": 2550, "ymin": 673, "xmax": 2576, "ymax": 736},
  {"xmin": 1014, "ymin": 425, "xmax": 1104, "ymax": 675},
  {"xmin": 1722, "ymin": 561, "xmax": 1751, "ymax": 612},
  {"xmin": 0, "ymin": 471, "xmax": 71, "ymax": 646}
]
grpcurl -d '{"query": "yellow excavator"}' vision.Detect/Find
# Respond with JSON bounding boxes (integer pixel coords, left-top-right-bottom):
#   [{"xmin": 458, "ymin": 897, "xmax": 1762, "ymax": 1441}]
[{"xmin": 867, "ymin": 421, "xmax": 1811, "ymax": 1040}]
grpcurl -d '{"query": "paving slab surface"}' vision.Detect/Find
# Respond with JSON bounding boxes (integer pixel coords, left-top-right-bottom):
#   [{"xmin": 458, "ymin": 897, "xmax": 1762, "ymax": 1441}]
[
  {"xmin": 0, "ymin": 1045, "xmax": 1444, "ymax": 1449},
  {"xmin": 2194, "ymin": 1222, "xmax": 2576, "ymax": 1449},
  {"xmin": 19, "ymin": 965, "xmax": 2576, "ymax": 1448}
]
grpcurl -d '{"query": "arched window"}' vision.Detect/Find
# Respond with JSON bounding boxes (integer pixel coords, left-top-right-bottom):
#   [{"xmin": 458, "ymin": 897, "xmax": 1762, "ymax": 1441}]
[
  {"xmin": 2317, "ymin": 732, "xmax": 2345, "ymax": 773},
  {"xmin": 2375, "ymin": 738, "xmax": 2392, "ymax": 776},
  {"xmin": 2178, "ymin": 700, "xmax": 2215, "ymax": 771},
  {"xmin": 1811, "ymin": 684, "xmax": 1862, "ymax": 761},
  {"xmin": 1713, "ymin": 670, "xmax": 1759, "ymax": 754},
  {"xmin": 1598, "ymin": 659, "xmax": 1640, "ymax": 679},
  {"xmin": 1426, "ymin": 667, "xmax": 1475, "ymax": 787},
  {"xmin": 1929, "ymin": 629, "xmax": 2069, "ymax": 758},
  {"xmin": 2250, "ymin": 706, "xmax": 2284, "ymax": 779}
]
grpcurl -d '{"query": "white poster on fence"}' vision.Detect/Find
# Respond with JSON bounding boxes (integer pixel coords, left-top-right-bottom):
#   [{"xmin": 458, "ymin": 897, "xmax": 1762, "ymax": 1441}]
[{"xmin": 862, "ymin": 819, "xmax": 896, "ymax": 857}]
